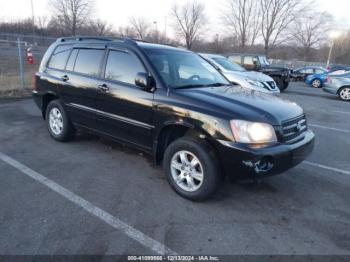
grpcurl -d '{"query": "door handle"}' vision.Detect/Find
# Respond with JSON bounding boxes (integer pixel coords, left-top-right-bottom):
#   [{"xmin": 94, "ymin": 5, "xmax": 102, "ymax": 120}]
[
  {"xmin": 98, "ymin": 83, "xmax": 109, "ymax": 92},
  {"xmin": 61, "ymin": 75, "xmax": 69, "ymax": 82}
]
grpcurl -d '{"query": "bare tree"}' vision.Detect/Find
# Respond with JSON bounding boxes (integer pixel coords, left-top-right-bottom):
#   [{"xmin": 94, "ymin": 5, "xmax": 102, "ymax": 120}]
[
  {"xmin": 49, "ymin": 0, "xmax": 94, "ymax": 35},
  {"xmin": 171, "ymin": 1, "xmax": 206, "ymax": 50},
  {"xmin": 222, "ymin": 0, "xmax": 261, "ymax": 49},
  {"xmin": 116, "ymin": 25, "xmax": 137, "ymax": 38},
  {"xmin": 259, "ymin": 0, "xmax": 305, "ymax": 55},
  {"xmin": 80, "ymin": 19, "xmax": 113, "ymax": 36},
  {"xmin": 292, "ymin": 11, "xmax": 333, "ymax": 60},
  {"xmin": 130, "ymin": 17, "xmax": 151, "ymax": 40}
]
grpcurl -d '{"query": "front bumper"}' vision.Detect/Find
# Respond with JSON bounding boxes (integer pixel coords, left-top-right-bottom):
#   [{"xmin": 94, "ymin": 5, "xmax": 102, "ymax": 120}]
[{"xmin": 216, "ymin": 130, "xmax": 315, "ymax": 178}]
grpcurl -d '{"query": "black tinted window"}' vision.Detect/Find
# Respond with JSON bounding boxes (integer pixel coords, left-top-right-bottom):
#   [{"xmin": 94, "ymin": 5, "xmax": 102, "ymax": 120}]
[
  {"xmin": 66, "ymin": 49, "xmax": 78, "ymax": 71},
  {"xmin": 48, "ymin": 45, "xmax": 72, "ymax": 70},
  {"xmin": 74, "ymin": 49, "xmax": 104, "ymax": 76},
  {"xmin": 105, "ymin": 51, "xmax": 145, "ymax": 85}
]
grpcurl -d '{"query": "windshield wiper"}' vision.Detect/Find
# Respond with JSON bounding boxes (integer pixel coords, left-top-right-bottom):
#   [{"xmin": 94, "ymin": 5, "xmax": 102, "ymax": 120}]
[
  {"xmin": 176, "ymin": 83, "xmax": 228, "ymax": 89},
  {"xmin": 204, "ymin": 83, "xmax": 228, "ymax": 87},
  {"xmin": 175, "ymin": 84, "xmax": 208, "ymax": 89}
]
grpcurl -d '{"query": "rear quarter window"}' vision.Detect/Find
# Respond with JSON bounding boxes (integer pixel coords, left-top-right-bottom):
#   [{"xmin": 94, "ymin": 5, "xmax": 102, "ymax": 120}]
[{"xmin": 47, "ymin": 45, "xmax": 72, "ymax": 70}]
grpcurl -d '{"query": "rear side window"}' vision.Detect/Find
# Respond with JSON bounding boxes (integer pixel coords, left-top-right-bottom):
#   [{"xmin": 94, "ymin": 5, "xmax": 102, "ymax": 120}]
[
  {"xmin": 74, "ymin": 49, "xmax": 105, "ymax": 77},
  {"xmin": 48, "ymin": 45, "xmax": 72, "ymax": 70},
  {"xmin": 104, "ymin": 50, "xmax": 145, "ymax": 85}
]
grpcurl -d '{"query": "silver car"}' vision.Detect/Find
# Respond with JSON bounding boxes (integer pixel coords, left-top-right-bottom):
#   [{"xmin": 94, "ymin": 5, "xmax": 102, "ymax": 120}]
[
  {"xmin": 200, "ymin": 54, "xmax": 280, "ymax": 94},
  {"xmin": 323, "ymin": 72, "xmax": 350, "ymax": 101}
]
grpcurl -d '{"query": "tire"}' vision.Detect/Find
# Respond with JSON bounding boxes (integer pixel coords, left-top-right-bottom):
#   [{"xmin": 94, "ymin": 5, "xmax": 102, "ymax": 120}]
[
  {"xmin": 45, "ymin": 100, "xmax": 75, "ymax": 142},
  {"xmin": 338, "ymin": 87, "xmax": 350, "ymax": 101},
  {"xmin": 311, "ymin": 79, "xmax": 322, "ymax": 88},
  {"xmin": 163, "ymin": 137, "xmax": 221, "ymax": 201},
  {"xmin": 273, "ymin": 77, "xmax": 285, "ymax": 91}
]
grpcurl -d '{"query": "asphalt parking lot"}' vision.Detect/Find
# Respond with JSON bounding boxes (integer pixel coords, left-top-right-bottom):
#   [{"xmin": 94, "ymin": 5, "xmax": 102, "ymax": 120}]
[{"xmin": 0, "ymin": 82, "xmax": 349, "ymax": 256}]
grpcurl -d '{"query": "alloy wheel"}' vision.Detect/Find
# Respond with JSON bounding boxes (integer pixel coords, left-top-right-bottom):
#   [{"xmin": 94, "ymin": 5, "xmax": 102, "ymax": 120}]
[
  {"xmin": 312, "ymin": 79, "xmax": 321, "ymax": 88},
  {"xmin": 340, "ymin": 88, "xmax": 350, "ymax": 101},
  {"xmin": 49, "ymin": 107, "xmax": 64, "ymax": 135},
  {"xmin": 170, "ymin": 150, "xmax": 204, "ymax": 192}
]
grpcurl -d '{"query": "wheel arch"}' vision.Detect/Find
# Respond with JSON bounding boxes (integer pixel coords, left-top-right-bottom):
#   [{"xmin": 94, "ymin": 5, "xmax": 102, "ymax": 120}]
[
  {"xmin": 153, "ymin": 122, "xmax": 218, "ymax": 165},
  {"xmin": 41, "ymin": 92, "xmax": 60, "ymax": 119},
  {"xmin": 337, "ymin": 85, "xmax": 350, "ymax": 94}
]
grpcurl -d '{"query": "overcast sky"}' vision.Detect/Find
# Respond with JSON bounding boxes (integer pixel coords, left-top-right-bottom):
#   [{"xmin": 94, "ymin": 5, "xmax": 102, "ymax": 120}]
[{"xmin": 1, "ymin": 0, "xmax": 349, "ymax": 38}]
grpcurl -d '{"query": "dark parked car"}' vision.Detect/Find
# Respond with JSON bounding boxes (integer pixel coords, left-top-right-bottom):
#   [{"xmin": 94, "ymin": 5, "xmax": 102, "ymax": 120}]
[
  {"xmin": 33, "ymin": 37, "xmax": 315, "ymax": 201},
  {"xmin": 227, "ymin": 53, "xmax": 291, "ymax": 91},
  {"xmin": 291, "ymin": 66, "xmax": 327, "ymax": 82},
  {"xmin": 327, "ymin": 65, "xmax": 350, "ymax": 72}
]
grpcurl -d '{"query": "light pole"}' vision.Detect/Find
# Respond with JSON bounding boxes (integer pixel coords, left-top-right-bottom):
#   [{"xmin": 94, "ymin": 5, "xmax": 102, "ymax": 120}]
[
  {"xmin": 326, "ymin": 31, "xmax": 341, "ymax": 68},
  {"xmin": 153, "ymin": 21, "xmax": 158, "ymax": 43},
  {"xmin": 30, "ymin": 0, "xmax": 35, "ymax": 44}
]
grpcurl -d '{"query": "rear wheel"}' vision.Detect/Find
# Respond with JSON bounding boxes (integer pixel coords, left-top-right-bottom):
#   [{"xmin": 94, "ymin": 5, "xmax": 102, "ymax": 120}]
[
  {"xmin": 338, "ymin": 87, "xmax": 350, "ymax": 101},
  {"xmin": 46, "ymin": 100, "xmax": 75, "ymax": 142},
  {"xmin": 311, "ymin": 79, "xmax": 322, "ymax": 88},
  {"xmin": 163, "ymin": 137, "xmax": 221, "ymax": 201}
]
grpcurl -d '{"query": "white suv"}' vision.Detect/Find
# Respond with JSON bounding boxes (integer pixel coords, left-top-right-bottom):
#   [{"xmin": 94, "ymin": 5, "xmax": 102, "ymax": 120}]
[{"xmin": 200, "ymin": 54, "xmax": 280, "ymax": 94}]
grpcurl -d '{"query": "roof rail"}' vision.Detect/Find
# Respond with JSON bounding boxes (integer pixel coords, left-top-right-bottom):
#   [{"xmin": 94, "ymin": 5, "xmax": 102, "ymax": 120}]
[{"xmin": 56, "ymin": 36, "xmax": 146, "ymax": 46}]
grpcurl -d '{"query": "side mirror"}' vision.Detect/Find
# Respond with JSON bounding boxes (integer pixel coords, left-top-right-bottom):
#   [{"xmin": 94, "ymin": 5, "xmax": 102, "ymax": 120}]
[{"xmin": 135, "ymin": 72, "xmax": 154, "ymax": 91}]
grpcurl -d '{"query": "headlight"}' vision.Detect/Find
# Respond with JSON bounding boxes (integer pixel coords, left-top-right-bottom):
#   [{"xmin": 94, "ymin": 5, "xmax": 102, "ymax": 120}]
[
  {"xmin": 246, "ymin": 79, "xmax": 265, "ymax": 88},
  {"xmin": 230, "ymin": 120, "xmax": 277, "ymax": 144}
]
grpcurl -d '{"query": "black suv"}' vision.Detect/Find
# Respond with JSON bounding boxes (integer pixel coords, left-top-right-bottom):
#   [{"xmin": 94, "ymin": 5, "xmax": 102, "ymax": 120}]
[
  {"xmin": 33, "ymin": 37, "xmax": 315, "ymax": 201},
  {"xmin": 228, "ymin": 54, "xmax": 291, "ymax": 91}
]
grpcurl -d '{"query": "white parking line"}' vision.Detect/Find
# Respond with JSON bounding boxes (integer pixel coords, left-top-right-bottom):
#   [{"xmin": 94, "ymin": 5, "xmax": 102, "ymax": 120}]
[
  {"xmin": 0, "ymin": 152, "xmax": 176, "ymax": 255},
  {"xmin": 303, "ymin": 161, "xmax": 350, "ymax": 176},
  {"xmin": 308, "ymin": 124, "xmax": 350, "ymax": 133}
]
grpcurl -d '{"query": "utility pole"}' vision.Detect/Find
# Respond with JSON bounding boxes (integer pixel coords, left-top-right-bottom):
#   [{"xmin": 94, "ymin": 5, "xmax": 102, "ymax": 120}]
[
  {"xmin": 326, "ymin": 40, "xmax": 334, "ymax": 69},
  {"xmin": 164, "ymin": 16, "xmax": 167, "ymax": 39},
  {"xmin": 30, "ymin": 0, "xmax": 36, "ymax": 44}
]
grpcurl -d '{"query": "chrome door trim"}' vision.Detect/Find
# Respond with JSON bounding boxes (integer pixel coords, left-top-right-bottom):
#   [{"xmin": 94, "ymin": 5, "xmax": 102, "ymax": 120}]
[{"xmin": 66, "ymin": 103, "xmax": 155, "ymax": 130}]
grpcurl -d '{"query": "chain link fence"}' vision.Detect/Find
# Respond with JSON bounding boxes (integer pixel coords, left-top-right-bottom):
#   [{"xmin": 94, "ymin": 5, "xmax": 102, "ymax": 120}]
[
  {"xmin": 0, "ymin": 33, "xmax": 341, "ymax": 96},
  {"xmin": 0, "ymin": 33, "xmax": 55, "ymax": 96}
]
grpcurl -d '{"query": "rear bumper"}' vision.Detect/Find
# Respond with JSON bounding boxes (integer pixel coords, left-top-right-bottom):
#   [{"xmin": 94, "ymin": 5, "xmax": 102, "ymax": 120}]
[
  {"xmin": 32, "ymin": 91, "xmax": 44, "ymax": 116},
  {"xmin": 216, "ymin": 130, "xmax": 315, "ymax": 178}
]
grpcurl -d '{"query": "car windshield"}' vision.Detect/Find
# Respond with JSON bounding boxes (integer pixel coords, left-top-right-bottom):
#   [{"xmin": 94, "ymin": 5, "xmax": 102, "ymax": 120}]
[
  {"xmin": 260, "ymin": 56, "xmax": 270, "ymax": 66},
  {"xmin": 145, "ymin": 49, "xmax": 230, "ymax": 89},
  {"xmin": 211, "ymin": 57, "xmax": 246, "ymax": 72}
]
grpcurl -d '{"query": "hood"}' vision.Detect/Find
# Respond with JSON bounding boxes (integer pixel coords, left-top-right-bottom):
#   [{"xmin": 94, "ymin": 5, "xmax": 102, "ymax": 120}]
[
  {"xmin": 177, "ymin": 85, "xmax": 303, "ymax": 125},
  {"xmin": 224, "ymin": 70, "xmax": 273, "ymax": 82}
]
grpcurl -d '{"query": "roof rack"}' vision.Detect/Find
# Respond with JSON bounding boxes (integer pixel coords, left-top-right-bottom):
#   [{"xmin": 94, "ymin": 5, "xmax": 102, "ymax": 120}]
[{"xmin": 57, "ymin": 36, "xmax": 148, "ymax": 46}]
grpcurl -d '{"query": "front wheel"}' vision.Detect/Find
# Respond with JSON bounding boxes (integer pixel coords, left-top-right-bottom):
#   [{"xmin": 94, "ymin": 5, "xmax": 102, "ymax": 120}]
[
  {"xmin": 338, "ymin": 87, "xmax": 350, "ymax": 101},
  {"xmin": 273, "ymin": 77, "xmax": 286, "ymax": 91},
  {"xmin": 163, "ymin": 137, "xmax": 221, "ymax": 201}
]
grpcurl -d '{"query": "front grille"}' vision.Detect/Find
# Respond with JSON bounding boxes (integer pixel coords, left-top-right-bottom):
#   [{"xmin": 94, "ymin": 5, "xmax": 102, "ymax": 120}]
[
  {"xmin": 280, "ymin": 115, "xmax": 308, "ymax": 143},
  {"xmin": 263, "ymin": 81, "xmax": 277, "ymax": 90}
]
